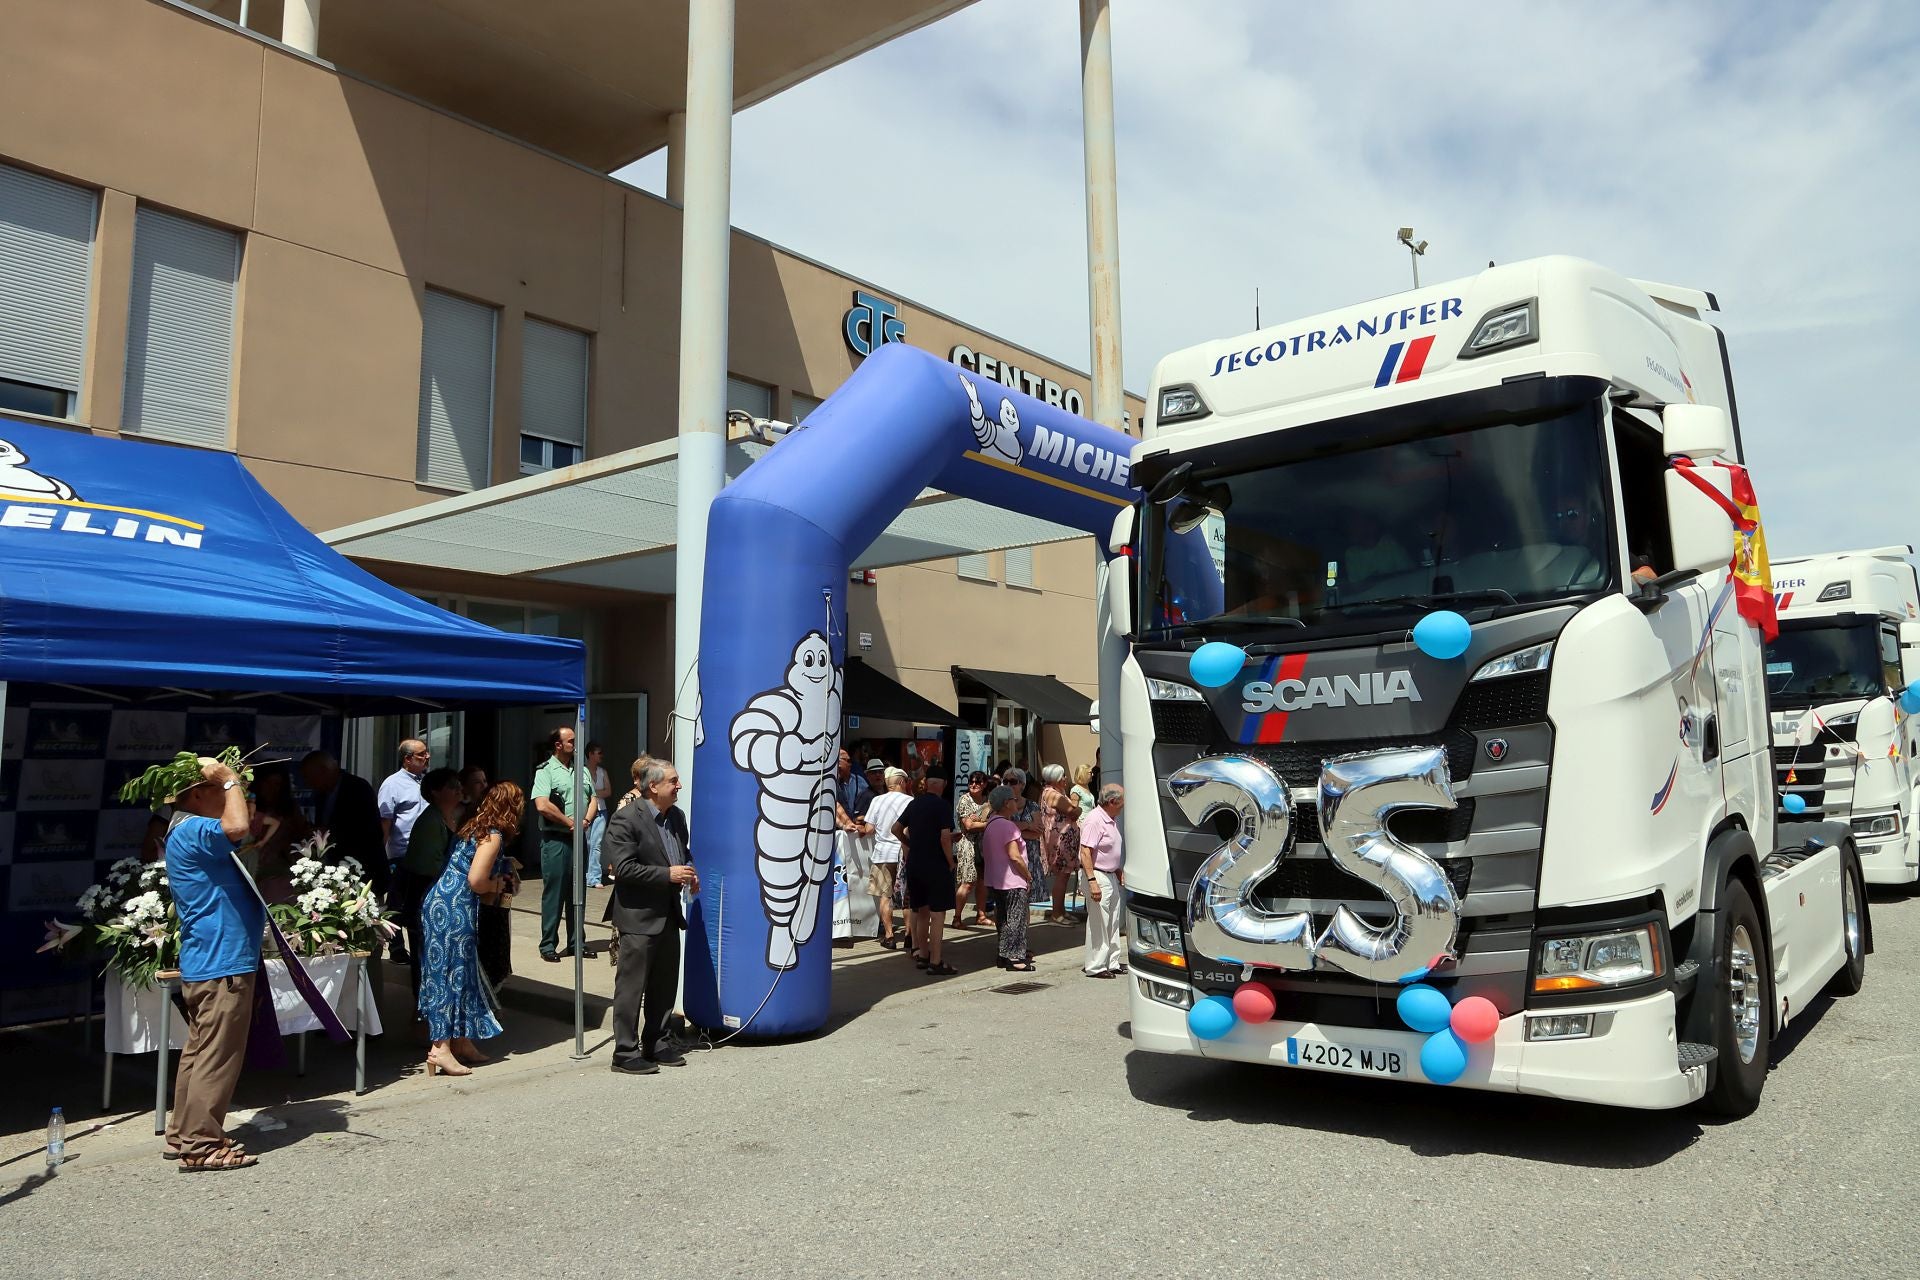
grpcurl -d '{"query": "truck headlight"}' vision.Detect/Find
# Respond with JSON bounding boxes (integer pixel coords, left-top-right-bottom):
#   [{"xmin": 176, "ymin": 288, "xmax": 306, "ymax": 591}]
[
  {"xmin": 1131, "ymin": 915, "xmax": 1186, "ymax": 969},
  {"xmin": 1852, "ymin": 813, "xmax": 1901, "ymax": 838},
  {"xmin": 1157, "ymin": 383, "xmax": 1210, "ymax": 424},
  {"xmin": 1146, "ymin": 678, "xmax": 1204, "ymax": 702},
  {"xmin": 1532, "ymin": 923, "xmax": 1664, "ymax": 994},
  {"xmin": 1458, "ymin": 299, "xmax": 1538, "ymax": 358},
  {"xmin": 1470, "ymin": 640, "xmax": 1553, "ymax": 682}
]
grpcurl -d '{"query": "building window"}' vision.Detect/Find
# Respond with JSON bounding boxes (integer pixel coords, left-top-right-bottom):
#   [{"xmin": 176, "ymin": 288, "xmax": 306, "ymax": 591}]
[
  {"xmin": 520, "ymin": 317, "xmax": 589, "ymax": 475},
  {"xmin": 957, "ymin": 552, "xmax": 993, "ymax": 582},
  {"xmin": 1004, "ymin": 545, "xmax": 1035, "ymax": 589},
  {"xmin": 0, "ymin": 163, "xmax": 96, "ymax": 421},
  {"xmin": 123, "ymin": 207, "xmax": 240, "ymax": 447},
  {"xmin": 416, "ymin": 288, "xmax": 497, "ymax": 491},
  {"xmin": 727, "ymin": 376, "xmax": 773, "ymax": 421},
  {"xmin": 793, "ymin": 392, "xmax": 824, "ymax": 423}
]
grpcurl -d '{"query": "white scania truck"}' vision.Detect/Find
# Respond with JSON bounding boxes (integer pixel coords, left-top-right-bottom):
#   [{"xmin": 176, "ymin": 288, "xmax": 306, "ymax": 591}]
[
  {"xmin": 1109, "ymin": 257, "xmax": 1867, "ymax": 1115},
  {"xmin": 1766, "ymin": 547, "xmax": 1920, "ymax": 884}
]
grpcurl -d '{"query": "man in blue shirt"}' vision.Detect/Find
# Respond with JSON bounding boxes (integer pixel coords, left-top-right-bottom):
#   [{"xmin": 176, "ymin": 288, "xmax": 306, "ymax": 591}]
[{"xmin": 163, "ymin": 756, "xmax": 262, "ymax": 1172}]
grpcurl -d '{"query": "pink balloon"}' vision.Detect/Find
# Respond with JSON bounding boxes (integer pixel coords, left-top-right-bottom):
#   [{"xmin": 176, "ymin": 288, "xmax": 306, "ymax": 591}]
[
  {"xmin": 1450, "ymin": 995, "xmax": 1500, "ymax": 1044},
  {"xmin": 1232, "ymin": 982, "xmax": 1277, "ymax": 1024}
]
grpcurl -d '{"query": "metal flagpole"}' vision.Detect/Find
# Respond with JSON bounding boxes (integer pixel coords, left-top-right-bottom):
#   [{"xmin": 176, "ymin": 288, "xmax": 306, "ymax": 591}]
[{"xmin": 570, "ymin": 700, "xmax": 588, "ymax": 1060}]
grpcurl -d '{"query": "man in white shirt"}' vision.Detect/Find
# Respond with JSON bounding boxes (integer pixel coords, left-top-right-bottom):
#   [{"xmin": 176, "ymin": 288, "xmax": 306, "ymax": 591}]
[{"xmin": 377, "ymin": 739, "xmax": 432, "ymax": 963}]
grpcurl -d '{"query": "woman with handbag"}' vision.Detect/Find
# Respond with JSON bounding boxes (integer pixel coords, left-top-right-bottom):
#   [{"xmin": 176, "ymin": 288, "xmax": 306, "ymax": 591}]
[{"xmin": 417, "ymin": 781, "xmax": 523, "ymax": 1077}]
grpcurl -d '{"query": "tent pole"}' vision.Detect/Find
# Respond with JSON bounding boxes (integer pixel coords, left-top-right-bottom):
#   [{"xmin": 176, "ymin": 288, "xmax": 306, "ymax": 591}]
[{"xmin": 570, "ymin": 700, "xmax": 587, "ymax": 1061}]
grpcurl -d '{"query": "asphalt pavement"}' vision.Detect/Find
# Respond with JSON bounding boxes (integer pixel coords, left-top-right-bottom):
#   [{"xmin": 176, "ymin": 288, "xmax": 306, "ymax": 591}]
[{"xmin": 4, "ymin": 891, "xmax": 1917, "ymax": 1279}]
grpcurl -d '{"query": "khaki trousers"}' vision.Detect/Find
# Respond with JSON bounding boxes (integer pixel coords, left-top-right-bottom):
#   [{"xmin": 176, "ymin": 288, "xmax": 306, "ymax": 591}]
[{"xmin": 166, "ymin": 971, "xmax": 256, "ymax": 1158}]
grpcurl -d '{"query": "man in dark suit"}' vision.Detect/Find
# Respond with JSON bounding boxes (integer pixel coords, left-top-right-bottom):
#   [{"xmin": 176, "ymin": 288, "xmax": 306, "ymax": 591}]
[{"xmin": 605, "ymin": 758, "xmax": 699, "ymax": 1075}]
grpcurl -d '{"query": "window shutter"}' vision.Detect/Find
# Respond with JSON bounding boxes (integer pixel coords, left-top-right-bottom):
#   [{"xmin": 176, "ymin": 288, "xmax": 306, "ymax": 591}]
[
  {"xmin": 726, "ymin": 376, "xmax": 772, "ymax": 419},
  {"xmin": 0, "ymin": 163, "xmax": 96, "ymax": 403},
  {"xmin": 123, "ymin": 208, "xmax": 239, "ymax": 446},
  {"xmin": 520, "ymin": 317, "xmax": 588, "ymax": 447},
  {"xmin": 1004, "ymin": 545, "xmax": 1034, "ymax": 588},
  {"xmin": 957, "ymin": 552, "xmax": 992, "ymax": 581},
  {"xmin": 416, "ymin": 288, "xmax": 497, "ymax": 491},
  {"xmin": 792, "ymin": 392, "xmax": 823, "ymax": 423}
]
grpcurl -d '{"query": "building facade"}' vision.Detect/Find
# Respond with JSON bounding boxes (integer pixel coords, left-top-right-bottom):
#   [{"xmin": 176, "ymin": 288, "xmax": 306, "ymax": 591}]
[{"xmin": 0, "ymin": 0, "xmax": 1139, "ymax": 790}]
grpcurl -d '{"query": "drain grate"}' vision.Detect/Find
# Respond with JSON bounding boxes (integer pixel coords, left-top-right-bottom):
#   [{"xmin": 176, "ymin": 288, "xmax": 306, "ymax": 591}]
[{"xmin": 991, "ymin": 981, "xmax": 1051, "ymax": 996}]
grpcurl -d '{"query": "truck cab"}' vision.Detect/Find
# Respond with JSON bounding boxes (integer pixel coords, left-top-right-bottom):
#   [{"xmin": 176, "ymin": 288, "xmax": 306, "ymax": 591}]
[
  {"xmin": 1112, "ymin": 256, "xmax": 1868, "ymax": 1115},
  {"xmin": 1767, "ymin": 547, "xmax": 1920, "ymax": 883}
]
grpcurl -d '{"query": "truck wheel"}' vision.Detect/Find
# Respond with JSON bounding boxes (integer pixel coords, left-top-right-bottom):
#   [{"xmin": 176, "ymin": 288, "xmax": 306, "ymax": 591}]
[
  {"xmin": 1698, "ymin": 880, "xmax": 1770, "ymax": 1118},
  {"xmin": 1827, "ymin": 847, "xmax": 1867, "ymax": 996}
]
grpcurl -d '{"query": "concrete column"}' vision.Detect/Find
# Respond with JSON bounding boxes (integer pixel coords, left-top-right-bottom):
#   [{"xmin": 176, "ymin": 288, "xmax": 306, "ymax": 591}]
[
  {"xmin": 672, "ymin": 0, "xmax": 735, "ymax": 819},
  {"xmin": 282, "ymin": 0, "xmax": 322, "ymax": 55},
  {"xmin": 1080, "ymin": 0, "xmax": 1127, "ymax": 783},
  {"xmin": 666, "ymin": 112, "xmax": 688, "ymax": 204}
]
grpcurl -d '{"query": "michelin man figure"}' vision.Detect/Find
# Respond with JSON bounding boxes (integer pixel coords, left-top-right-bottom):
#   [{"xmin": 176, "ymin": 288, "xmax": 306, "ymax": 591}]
[
  {"xmin": 729, "ymin": 631, "xmax": 843, "ymax": 970},
  {"xmin": 959, "ymin": 375, "xmax": 1024, "ymax": 467},
  {"xmin": 0, "ymin": 438, "xmax": 76, "ymax": 501}
]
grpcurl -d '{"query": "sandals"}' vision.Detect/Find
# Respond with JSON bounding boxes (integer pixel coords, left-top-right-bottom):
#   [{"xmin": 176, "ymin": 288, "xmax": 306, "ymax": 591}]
[
  {"xmin": 879, "ymin": 935, "xmax": 899, "ymax": 950},
  {"xmin": 925, "ymin": 962, "xmax": 958, "ymax": 976},
  {"xmin": 1005, "ymin": 961, "xmax": 1036, "ymax": 972},
  {"xmin": 179, "ymin": 1146, "xmax": 259, "ymax": 1172},
  {"xmin": 163, "ymin": 1139, "xmax": 244, "ymax": 1161}
]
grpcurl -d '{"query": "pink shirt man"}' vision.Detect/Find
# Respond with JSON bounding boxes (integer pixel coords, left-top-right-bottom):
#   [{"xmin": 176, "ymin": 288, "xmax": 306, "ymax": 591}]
[{"xmin": 1079, "ymin": 803, "xmax": 1123, "ymax": 873}]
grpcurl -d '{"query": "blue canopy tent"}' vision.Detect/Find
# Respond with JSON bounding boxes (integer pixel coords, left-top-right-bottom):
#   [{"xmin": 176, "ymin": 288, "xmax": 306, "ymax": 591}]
[
  {"xmin": 0, "ymin": 414, "xmax": 586, "ymax": 1033},
  {"xmin": 0, "ymin": 416, "xmax": 583, "ymax": 708}
]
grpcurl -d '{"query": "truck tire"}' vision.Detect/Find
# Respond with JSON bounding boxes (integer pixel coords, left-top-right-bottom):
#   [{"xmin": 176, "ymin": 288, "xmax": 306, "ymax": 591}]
[
  {"xmin": 1827, "ymin": 846, "xmax": 1867, "ymax": 997},
  {"xmin": 1697, "ymin": 879, "xmax": 1771, "ymax": 1118}
]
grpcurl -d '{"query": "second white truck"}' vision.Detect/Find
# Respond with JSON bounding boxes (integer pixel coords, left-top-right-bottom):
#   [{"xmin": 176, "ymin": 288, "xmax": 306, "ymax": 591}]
[{"xmin": 1767, "ymin": 547, "xmax": 1920, "ymax": 884}]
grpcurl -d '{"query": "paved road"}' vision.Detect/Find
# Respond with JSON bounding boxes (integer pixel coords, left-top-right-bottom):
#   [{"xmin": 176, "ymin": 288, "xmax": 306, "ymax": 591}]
[{"xmin": 5, "ymin": 896, "xmax": 1917, "ymax": 1279}]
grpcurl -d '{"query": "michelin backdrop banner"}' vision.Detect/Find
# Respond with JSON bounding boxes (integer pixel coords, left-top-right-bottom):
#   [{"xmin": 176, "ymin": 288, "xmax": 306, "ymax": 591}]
[
  {"xmin": 0, "ymin": 693, "xmax": 333, "ymax": 1028},
  {"xmin": 685, "ymin": 342, "xmax": 1146, "ymax": 1036}
]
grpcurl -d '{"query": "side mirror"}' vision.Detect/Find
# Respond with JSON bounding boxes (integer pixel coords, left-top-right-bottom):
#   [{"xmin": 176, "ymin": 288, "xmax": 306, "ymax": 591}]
[
  {"xmin": 1108, "ymin": 505, "xmax": 1135, "ymax": 556},
  {"xmin": 1665, "ymin": 467, "xmax": 1736, "ymax": 574},
  {"xmin": 1662, "ymin": 404, "xmax": 1734, "ymax": 460},
  {"xmin": 1104, "ymin": 556, "xmax": 1134, "ymax": 640}
]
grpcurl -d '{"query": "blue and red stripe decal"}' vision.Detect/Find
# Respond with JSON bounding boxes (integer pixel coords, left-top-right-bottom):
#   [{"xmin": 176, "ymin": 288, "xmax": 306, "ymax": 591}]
[
  {"xmin": 1649, "ymin": 759, "xmax": 1679, "ymax": 814},
  {"xmin": 1237, "ymin": 653, "xmax": 1307, "ymax": 744},
  {"xmin": 1373, "ymin": 334, "xmax": 1436, "ymax": 388}
]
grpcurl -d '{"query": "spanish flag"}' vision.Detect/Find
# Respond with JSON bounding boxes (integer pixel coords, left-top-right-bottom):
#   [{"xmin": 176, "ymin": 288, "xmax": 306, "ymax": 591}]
[{"xmin": 1672, "ymin": 459, "xmax": 1779, "ymax": 642}]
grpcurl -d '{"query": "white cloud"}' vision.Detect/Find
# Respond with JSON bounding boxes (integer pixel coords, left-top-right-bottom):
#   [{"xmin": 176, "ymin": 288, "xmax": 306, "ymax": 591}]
[{"xmin": 619, "ymin": 0, "xmax": 1920, "ymax": 556}]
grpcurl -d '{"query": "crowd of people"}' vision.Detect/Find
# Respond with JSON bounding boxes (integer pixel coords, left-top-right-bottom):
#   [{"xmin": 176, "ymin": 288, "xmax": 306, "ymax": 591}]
[
  {"xmin": 831, "ymin": 751, "xmax": 1126, "ymax": 981},
  {"xmin": 155, "ymin": 728, "xmax": 1123, "ymax": 1165}
]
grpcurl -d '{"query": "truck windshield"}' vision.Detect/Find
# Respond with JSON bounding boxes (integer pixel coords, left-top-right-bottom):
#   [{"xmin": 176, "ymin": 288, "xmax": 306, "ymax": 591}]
[
  {"xmin": 1765, "ymin": 618, "xmax": 1888, "ymax": 704},
  {"xmin": 1141, "ymin": 402, "xmax": 1613, "ymax": 639}
]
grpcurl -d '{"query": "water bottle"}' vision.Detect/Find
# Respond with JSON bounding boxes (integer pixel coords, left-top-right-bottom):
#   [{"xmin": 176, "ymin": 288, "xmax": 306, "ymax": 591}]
[{"xmin": 46, "ymin": 1107, "xmax": 65, "ymax": 1172}]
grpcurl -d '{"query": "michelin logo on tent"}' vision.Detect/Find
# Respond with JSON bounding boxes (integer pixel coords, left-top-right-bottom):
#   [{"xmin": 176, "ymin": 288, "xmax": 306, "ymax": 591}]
[{"xmin": 0, "ymin": 436, "xmax": 204, "ymax": 548}]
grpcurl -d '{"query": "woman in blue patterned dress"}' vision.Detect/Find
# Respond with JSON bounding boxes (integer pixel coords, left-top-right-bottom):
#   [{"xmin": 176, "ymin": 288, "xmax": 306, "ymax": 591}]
[{"xmin": 417, "ymin": 781, "xmax": 523, "ymax": 1077}]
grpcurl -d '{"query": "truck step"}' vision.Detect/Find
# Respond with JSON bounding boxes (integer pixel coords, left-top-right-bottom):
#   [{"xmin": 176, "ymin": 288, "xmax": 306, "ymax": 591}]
[
  {"xmin": 1672, "ymin": 959, "xmax": 1700, "ymax": 998},
  {"xmin": 1678, "ymin": 1041, "xmax": 1719, "ymax": 1069}
]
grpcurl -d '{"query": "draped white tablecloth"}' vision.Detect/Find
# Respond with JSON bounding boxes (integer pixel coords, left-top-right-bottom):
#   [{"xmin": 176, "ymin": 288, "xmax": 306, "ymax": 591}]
[{"xmin": 103, "ymin": 955, "xmax": 380, "ymax": 1054}]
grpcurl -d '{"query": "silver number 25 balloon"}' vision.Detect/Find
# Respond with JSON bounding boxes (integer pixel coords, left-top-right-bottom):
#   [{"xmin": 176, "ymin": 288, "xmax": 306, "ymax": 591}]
[{"xmin": 1171, "ymin": 747, "xmax": 1461, "ymax": 982}]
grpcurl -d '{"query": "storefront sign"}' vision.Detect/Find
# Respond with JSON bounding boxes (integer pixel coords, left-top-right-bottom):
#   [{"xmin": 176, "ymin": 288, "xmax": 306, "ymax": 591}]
[{"xmin": 843, "ymin": 290, "xmax": 906, "ymax": 357}]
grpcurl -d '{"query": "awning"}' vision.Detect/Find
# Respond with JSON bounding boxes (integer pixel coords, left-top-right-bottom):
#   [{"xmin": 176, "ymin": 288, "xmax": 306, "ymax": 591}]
[
  {"xmin": 843, "ymin": 658, "xmax": 960, "ymax": 725},
  {"xmin": 0, "ymin": 416, "xmax": 584, "ymax": 711},
  {"xmin": 320, "ymin": 424, "xmax": 1091, "ymax": 591},
  {"xmin": 954, "ymin": 666, "xmax": 1093, "ymax": 725}
]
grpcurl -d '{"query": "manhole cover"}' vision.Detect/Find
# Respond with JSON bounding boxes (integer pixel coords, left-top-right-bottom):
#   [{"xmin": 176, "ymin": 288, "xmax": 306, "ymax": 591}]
[{"xmin": 991, "ymin": 981, "xmax": 1051, "ymax": 995}]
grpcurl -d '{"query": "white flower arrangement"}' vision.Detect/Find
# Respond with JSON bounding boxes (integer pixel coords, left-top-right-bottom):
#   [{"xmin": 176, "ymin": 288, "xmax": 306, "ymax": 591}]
[
  {"xmin": 64, "ymin": 857, "xmax": 181, "ymax": 986},
  {"xmin": 271, "ymin": 835, "xmax": 394, "ymax": 957}
]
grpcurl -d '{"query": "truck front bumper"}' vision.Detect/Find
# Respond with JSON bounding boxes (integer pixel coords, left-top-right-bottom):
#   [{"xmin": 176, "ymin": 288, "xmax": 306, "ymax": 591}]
[
  {"xmin": 1128, "ymin": 975, "xmax": 1707, "ymax": 1111},
  {"xmin": 1853, "ymin": 825, "xmax": 1916, "ymax": 886}
]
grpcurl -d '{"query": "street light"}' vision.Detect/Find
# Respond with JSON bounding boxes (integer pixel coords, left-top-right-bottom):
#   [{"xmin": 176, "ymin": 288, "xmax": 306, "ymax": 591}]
[{"xmin": 1397, "ymin": 226, "xmax": 1429, "ymax": 289}]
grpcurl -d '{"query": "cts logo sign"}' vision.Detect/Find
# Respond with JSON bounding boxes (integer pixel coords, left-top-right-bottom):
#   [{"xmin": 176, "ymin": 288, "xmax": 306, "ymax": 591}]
[
  {"xmin": 1241, "ymin": 669, "xmax": 1422, "ymax": 714},
  {"xmin": 843, "ymin": 290, "xmax": 906, "ymax": 357}
]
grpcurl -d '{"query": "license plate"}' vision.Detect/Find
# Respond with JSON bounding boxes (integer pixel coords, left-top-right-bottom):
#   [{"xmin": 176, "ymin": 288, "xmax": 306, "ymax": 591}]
[{"xmin": 1285, "ymin": 1036, "xmax": 1405, "ymax": 1078}]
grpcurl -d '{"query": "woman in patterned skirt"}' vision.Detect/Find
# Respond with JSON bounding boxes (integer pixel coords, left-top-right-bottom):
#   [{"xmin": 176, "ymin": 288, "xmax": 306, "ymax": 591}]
[
  {"xmin": 982, "ymin": 786, "xmax": 1034, "ymax": 971},
  {"xmin": 417, "ymin": 781, "xmax": 523, "ymax": 1077},
  {"xmin": 950, "ymin": 770, "xmax": 993, "ymax": 930}
]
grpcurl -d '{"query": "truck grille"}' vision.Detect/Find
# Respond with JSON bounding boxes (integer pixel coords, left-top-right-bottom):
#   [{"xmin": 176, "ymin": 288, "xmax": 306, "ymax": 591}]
[
  {"xmin": 1150, "ymin": 700, "xmax": 1211, "ymax": 742},
  {"xmin": 1453, "ymin": 672, "xmax": 1550, "ymax": 730},
  {"xmin": 1252, "ymin": 852, "xmax": 1473, "ymax": 905},
  {"xmin": 1238, "ymin": 730, "xmax": 1479, "ymax": 787}
]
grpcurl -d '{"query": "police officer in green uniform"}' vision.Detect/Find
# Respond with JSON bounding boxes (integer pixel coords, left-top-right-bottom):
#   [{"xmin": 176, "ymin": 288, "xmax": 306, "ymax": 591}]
[{"xmin": 532, "ymin": 726, "xmax": 597, "ymax": 962}]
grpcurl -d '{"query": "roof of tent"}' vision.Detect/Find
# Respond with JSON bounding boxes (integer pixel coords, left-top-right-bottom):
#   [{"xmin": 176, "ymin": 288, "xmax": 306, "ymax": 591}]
[{"xmin": 0, "ymin": 417, "xmax": 583, "ymax": 711}]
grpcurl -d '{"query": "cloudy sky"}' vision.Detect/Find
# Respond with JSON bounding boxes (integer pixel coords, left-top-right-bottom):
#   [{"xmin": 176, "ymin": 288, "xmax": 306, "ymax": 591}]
[{"xmin": 622, "ymin": 0, "xmax": 1920, "ymax": 558}]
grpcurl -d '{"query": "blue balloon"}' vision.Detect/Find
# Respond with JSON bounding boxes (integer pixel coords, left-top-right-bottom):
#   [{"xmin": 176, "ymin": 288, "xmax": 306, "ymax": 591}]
[
  {"xmin": 1188, "ymin": 641, "xmax": 1249, "ymax": 689},
  {"xmin": 1900, "ymin": 684, "xmax": 1920, "ymax": 716},
  {"xmin": 1395, "ymin": 983, "xmax": 1453, "ymax": 1034},
  {"xmin": 1187, "ymin": 995, "xmax": 1238, "ymax": 1041},
  {"xmin": 1421, "ymin": 1029, "xmax": 1469, "ymax": 1085},
  {"xmin": 1782, "ymin": 792, "xmax": 1807, "ymax": 815},
  {"xmin": 1412, "ymin": 610, "xmax": 1472, "ymax": 660}
]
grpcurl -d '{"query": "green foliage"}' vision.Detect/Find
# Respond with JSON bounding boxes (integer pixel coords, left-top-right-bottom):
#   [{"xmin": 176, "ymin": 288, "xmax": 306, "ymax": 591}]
[{"xmin": 118, "ymin": 746, "xmax": 255, "ymax": 811}]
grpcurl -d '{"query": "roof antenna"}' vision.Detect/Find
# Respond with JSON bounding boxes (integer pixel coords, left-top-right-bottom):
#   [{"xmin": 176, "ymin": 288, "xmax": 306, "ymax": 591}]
[{"xmin": 1254, "ymin": 286, "xmax": 1261, "ymax": 330}]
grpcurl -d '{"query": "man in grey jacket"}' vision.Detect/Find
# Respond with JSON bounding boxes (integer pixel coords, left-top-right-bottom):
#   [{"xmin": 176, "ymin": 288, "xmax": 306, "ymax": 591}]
[{"xmin": 604, "ymin": 759, "xmax": 698, "ymax": 1075}]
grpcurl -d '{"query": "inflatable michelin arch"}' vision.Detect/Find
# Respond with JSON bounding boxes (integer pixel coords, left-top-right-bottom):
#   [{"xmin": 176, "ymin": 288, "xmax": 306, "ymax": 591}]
[{"xmin": 685, "ymin": 341, "xmax": 1176, "ymax": 1036}]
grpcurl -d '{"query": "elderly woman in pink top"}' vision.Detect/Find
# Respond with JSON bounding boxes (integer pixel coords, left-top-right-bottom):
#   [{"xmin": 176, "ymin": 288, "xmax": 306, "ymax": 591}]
[
  {"xmin": 982, "ymin": 785, "xmax": 1035, "ymax": 972},
  {"xmin": 1078, "ymin": 783, "xmax": 1127, "ymax": 978}
]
